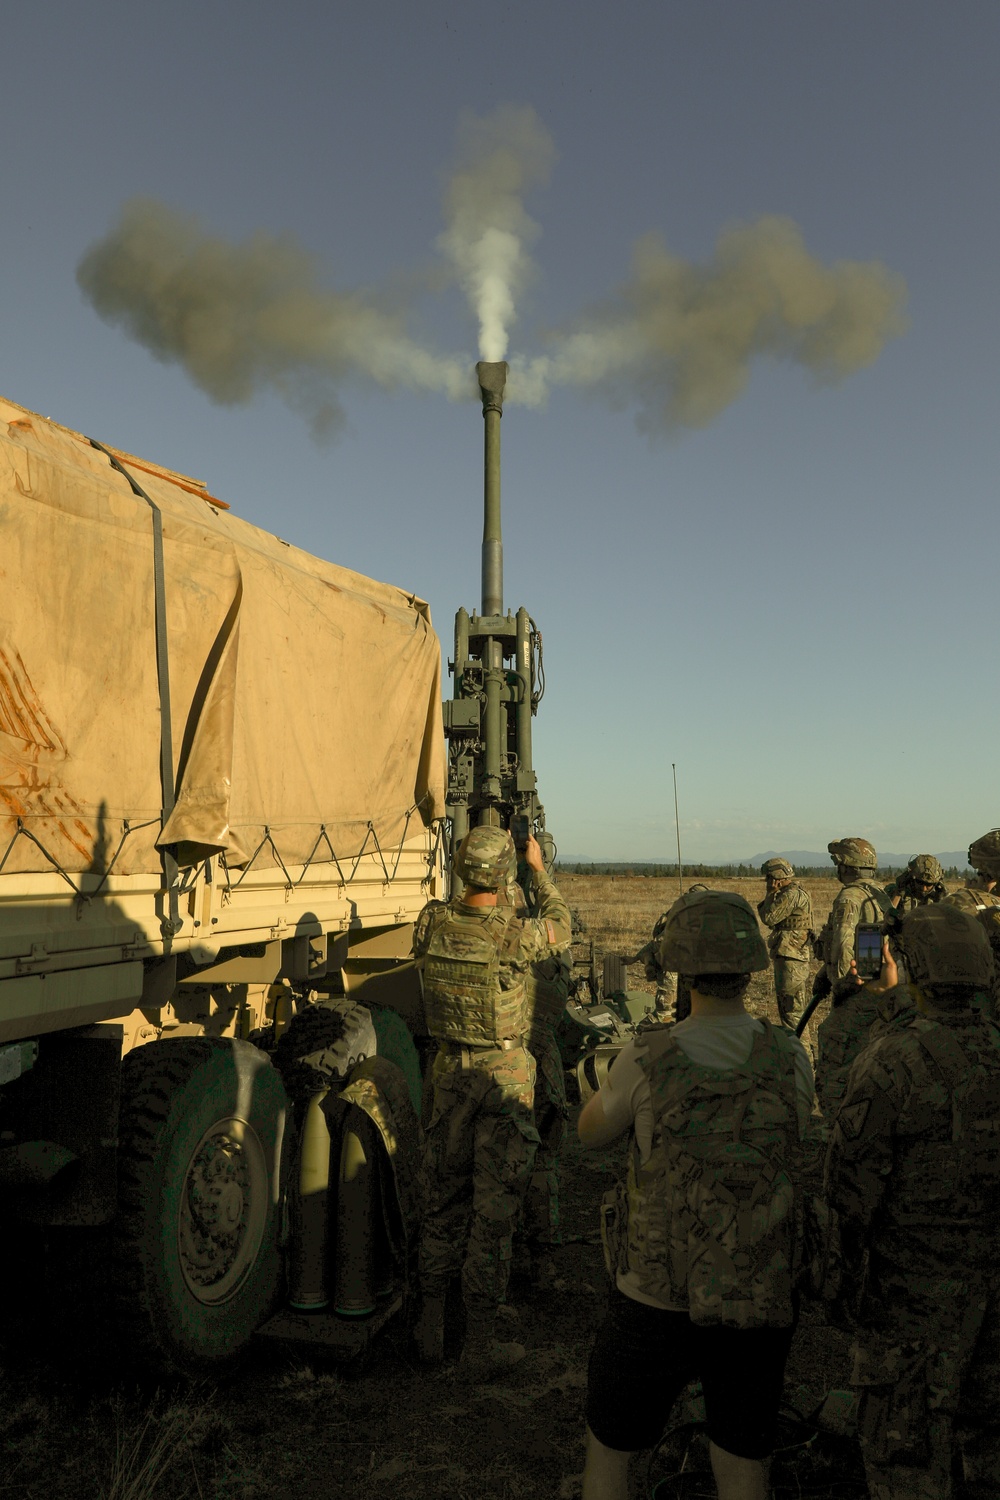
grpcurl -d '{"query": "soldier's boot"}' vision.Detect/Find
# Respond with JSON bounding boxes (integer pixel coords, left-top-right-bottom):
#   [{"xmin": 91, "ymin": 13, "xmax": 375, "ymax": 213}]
[
  {"xmin": 460, "ymin": 1310, "xmax": 526, "ymax": 1381},
  {"xmin": 412, "ymin": 1295, "xmax": 446, "ymax": 1365}
]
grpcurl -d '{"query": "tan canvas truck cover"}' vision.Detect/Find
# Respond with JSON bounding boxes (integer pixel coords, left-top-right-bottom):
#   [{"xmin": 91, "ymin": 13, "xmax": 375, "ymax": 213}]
[{"xmin": 0, "ymin": 397, "xmax": 446, "ymax": 1042}]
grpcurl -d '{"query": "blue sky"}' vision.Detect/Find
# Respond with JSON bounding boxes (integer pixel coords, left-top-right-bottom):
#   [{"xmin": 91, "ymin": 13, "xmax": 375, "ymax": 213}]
[{"xmin": 2, "ymin": 2, "xmax": 997, "ymax": 861}]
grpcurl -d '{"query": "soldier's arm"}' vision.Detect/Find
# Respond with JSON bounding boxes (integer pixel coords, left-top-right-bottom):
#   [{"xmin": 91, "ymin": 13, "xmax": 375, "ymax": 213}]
[
  {"xmin": 828, "ymin": 889, "xmax": 864, "ymax": 981},
  {"xmin": 411, "ymin": 900, "xmax": 445, "ymax": 958},
  {"xmin": 760, "ymin": 885, "xmax": 805, "ymax": 927},
  {"xmin": 520, "ymin": 869, "xmax": 572, "ymax": 955}
]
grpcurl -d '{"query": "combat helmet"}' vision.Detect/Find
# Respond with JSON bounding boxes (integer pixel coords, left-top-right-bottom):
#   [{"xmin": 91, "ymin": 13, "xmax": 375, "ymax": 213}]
[
  {"xmin": 657, "ymin": 890, "xmax": 769, "ymax": 975},
  {"xmin": 967, "ymin": 829, "xmax": 1000, "ymax": 880},
  {"xmin": 899, "ymin": 904, "xmax": 994, "ymax": 989},
  {"xmin": 907, "ymin": 854, "xmax": 944, "ymax": 886},
  {"xmin": 828, "ymin": 837, "xmax": 878, "ymax": 871},
  {"xmin": 761, "ymin": 858, "xmax": 795, "ymax": 879},
  {"xmin": 454, "ymin": 825, "xmax": 515, "ymax": 890}
]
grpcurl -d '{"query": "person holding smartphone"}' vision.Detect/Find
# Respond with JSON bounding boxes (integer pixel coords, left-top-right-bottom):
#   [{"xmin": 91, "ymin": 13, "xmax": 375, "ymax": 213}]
[
  {"xmin": 812, "ymin": 838, "xmax": 900, "ymax": 1116},
  {"xmin": 824, "ymin": 905, "xmax": 1000, "ymax": 1499}
]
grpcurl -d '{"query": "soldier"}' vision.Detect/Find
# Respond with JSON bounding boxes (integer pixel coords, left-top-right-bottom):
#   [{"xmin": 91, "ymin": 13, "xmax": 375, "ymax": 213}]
[
  {"xmin": 945, "ymin": 830, "xmax": 1000, "ymax": 917},
  {"xmin": 411, "ymin": 825, "xmax": 570, "ymax": 1377},
  {"xmin": 819, "ymin": 837, "xmax": 896, "ymax": 985},
  {"xmin": 624, "ymin": 883, "xmax": 710, "ymax": 1022},
  {"xmin": 756, "ymin": 858, "xmax": 813, "ymax": 1031},
  {"xmin": 944, "ymin": 830, "xmax": 1000, "ymax": 1018},
  {"xmin": 578, "ymin": 891, "xmax": 814, "ymax": 1500},
  {"xmin": 885, "ymin": 854, "xmax": 946, "ymax": 912},
  {"xmin": 809, "ymin": 838, "xmax": 899, "ymax": 1108},
  {"xmin": 824, "ymin": 904, "xmax": 1000, "ymax": 1499}
]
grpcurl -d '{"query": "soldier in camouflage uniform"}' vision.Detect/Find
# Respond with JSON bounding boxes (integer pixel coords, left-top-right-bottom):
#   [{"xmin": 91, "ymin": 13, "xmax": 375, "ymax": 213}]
[
  {"xmin": 411, "ymin": 825, "xmax": 571, "ymax": 1376},
  {"xmin": 943, "ymin": 830, "xmax": 1000, "ymax": 919},
  {"xmin": 813, "ymin": 838, "xmax": 900, "ymax": 1115},
  {"xmin": 943, "ymin": 831, "xmax": 1000, "ymax": 1019},
  {"xmin": 818, "ymin": 837, "xmax": 896, "ymax": 984},
  {"xmin": 625, "ymin": 884, "xmax": 709, "ymax": 1022},
  {"xmin": 757, "ymin": 858, "xmax": 813, "ymax": 1031},
  {"xmin": 885, "ymin": 854, "xmax": 946, "ymax": 913},
  {"xmin": 578, "ymin": 891, "xmax": 815, "ymax": 1500},
  {"xmin": 824, "ymin": 904, "xmax": 1000, "ymax": 1499}
]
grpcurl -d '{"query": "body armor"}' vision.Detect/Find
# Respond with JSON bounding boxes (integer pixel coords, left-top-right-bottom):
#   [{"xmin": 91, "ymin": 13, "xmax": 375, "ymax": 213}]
[
  {"xmin": 422, "ymin": 903, "xmax": 526, "ymax": 1046},
  {"xmin": 621, "ymin": 1023, "xmax": 800, "ymax": 1328}
]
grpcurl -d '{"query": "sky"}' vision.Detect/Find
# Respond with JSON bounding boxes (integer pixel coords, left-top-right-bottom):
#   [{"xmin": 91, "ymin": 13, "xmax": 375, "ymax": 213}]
[{"xmin": 2, "ymin": 1, "xmax": 997, "ymax": 863}]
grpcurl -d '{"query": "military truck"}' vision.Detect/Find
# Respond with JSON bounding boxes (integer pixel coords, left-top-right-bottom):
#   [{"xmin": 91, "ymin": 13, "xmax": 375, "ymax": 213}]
[{"xmin": 0, "ymin": 395, "xmax": 447, "ymax": 1371}]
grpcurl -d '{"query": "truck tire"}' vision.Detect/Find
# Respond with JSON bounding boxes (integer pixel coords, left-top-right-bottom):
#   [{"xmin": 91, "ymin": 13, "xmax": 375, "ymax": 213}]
[{"xmin": 114, "ymin": 1036, "xmax": 288, "ymax": 1373}]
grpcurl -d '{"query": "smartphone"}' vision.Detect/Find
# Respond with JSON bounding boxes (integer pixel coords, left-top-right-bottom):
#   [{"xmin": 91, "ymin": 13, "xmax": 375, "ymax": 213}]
[
  {"xmin": 510, "ymin": 813, "xmax": 531, "ymax": 848},
  {"xmin": 855, "ymin": 923, "xmax": 883, "ymax": 980}
]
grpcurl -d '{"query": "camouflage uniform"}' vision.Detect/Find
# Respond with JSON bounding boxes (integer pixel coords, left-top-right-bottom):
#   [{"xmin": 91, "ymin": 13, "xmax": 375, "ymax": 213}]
[
  {"xmin": 824, "ymin": 903, "xmax": 1000, "ymax": 1497},
  {"xmin": 757, "ymin": 861, "xmax": 813, "ymax": 1031},
  {"xmin": 414, "ymin": 864, "xmax": 571, "ymax": 1318},
  {"xmin": 824, "ymin": 1003, "xmax": 1000, "ymax": 1498},
  {"xmin": 815, "ymin": 985, "xmax": 913, "ymax": 1118},
  {"xmin": 522, "ymin": 952, "xmax": 572, "ymax": 1248},
  {"xmin": 944, "ymin": 829, "xmax": 1000, "ymax": 1016},
  {"xmin": 817, "ymin": 839, "xmax": 896, "ymax": 986}
]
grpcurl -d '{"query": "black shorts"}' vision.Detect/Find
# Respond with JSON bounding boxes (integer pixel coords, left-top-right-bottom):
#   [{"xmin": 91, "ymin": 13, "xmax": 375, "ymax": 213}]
[{"xmin": 585, "ymin": 1285, "xmax": 796, "ymax": 1460}]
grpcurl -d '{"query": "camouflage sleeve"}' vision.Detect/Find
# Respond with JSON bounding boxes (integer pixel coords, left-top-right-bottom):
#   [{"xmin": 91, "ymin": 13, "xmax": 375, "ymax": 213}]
[
  {"xmin": 823, "ymin": 1038, "xmax": 905, "ymax": 1248},
  {"xmin": 758, "ymin": 885, "xmax": 809, "ymax": 929},
  {"xmin": 827, "ymin": 887, "xmax": 865, "ymax": 981},
  {"xmin": 411, "ymin": 899, "xmax": 446, "ymax": 958},
  {"xmin": 517, "ymin": 871, "xmax": 572, "ymax": 960}
]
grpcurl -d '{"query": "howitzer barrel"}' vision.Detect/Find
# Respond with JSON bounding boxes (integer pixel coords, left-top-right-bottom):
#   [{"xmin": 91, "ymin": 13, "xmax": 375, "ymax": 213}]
[{"xmin": 477, "ymin": 361, "xmax": 507, "ymax": 617}]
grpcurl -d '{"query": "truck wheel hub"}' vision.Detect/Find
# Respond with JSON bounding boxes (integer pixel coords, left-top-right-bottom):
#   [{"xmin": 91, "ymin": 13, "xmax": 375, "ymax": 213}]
[{"xmin": 177, "ymin": 1119, "xmax": 268, "ymax": 1305}]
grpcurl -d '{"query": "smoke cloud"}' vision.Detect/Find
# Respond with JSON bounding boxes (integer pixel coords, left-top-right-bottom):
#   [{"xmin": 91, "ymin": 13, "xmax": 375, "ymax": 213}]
[
  {"xmin": 77, "ymin": 109, "xmax": 907, "ymax": 434},
  {"xmin": 438, "ymin": 105, "xmax": 556, "ymax": 360},
  {"xmin": 510, "ymin": 216, "xmax": 907, "ymax": 426},
  {"xmin": 77, "ymin": 199, "xmax": 472, "ymax": 434}
]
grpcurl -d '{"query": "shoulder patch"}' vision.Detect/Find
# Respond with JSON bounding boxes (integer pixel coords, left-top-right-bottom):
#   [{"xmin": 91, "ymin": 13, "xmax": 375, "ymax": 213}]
[{"xmin": 545, "ymin": 919, "xmax": 557, "ymax": 945}]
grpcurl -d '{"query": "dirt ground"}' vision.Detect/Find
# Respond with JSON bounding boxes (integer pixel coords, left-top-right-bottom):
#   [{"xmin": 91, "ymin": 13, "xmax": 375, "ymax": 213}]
[{"xmin": 2, "ymin": 871, "xmax": 918, "ymax": 1499}]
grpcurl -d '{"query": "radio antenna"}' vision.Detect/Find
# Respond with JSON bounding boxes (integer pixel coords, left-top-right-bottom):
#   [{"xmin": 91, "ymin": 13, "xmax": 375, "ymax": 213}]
[{"xmin": 672, "ymin": 762, "xmax": 683, "ymax": 896}]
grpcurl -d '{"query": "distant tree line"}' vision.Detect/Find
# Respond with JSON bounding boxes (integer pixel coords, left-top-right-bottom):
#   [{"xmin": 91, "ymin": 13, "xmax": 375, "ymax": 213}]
[{"xmin": 555, "ymin": 862, "xmax": 973, "ymax": 880}]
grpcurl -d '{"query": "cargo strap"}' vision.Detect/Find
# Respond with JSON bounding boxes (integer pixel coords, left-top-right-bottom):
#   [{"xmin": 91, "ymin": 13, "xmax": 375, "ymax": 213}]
[{"xmin": 89, "ymin": 439, "xmax": 181, "ymax": 938}]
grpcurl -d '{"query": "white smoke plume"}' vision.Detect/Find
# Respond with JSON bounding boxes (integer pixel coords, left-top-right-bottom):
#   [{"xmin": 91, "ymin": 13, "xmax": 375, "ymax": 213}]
[
  {"xmin": 77, "ymin": 108, "xmax": 907, "ymax": 434},
  {"xmin": 438, "ymin": 105, "xmax": 556, "ymax": 360}
]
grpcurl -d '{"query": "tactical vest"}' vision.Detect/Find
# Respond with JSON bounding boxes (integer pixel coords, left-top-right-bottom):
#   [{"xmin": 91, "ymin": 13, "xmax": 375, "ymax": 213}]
[
  {"xmin": 623, "ymin": 1022, "xmax": 801, "ymax": 1328},
  {"xmin": 421, "ymin": 903, "xmax": 527, "ymax": 1047}
]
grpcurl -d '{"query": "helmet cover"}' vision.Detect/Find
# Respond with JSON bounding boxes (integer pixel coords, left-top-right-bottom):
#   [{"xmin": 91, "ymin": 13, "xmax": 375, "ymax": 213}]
[
  {"xmin": 907, "ymin": 854, "xmax": 944, "ymax": 886},
  {"xmin": 899, "ymin": 904, "xmax": 993, "ymax": 988},
  {"xmin": 657, "ymin": 890, "xmax": 769, "ymax": 975},
  {"xmin": 967, "ymin": 830, "xmax": 1000, "ymax": 879},
  {"xmin": 761, "ymin": 858, "xmax": 795, "ymax": 879},
  {"xmin": 828, "ymin": 837, "xmax": 878, "ymax": 871},
  {"xmin": 454, "ymin": 825, "xmax": 515, "ymax": 890}
]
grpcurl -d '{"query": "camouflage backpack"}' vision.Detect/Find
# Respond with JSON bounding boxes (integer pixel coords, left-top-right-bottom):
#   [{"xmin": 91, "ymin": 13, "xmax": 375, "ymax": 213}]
[{"xmin": 624, "ymin": 1022, "xmax": 801, "ymax": 1328}]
